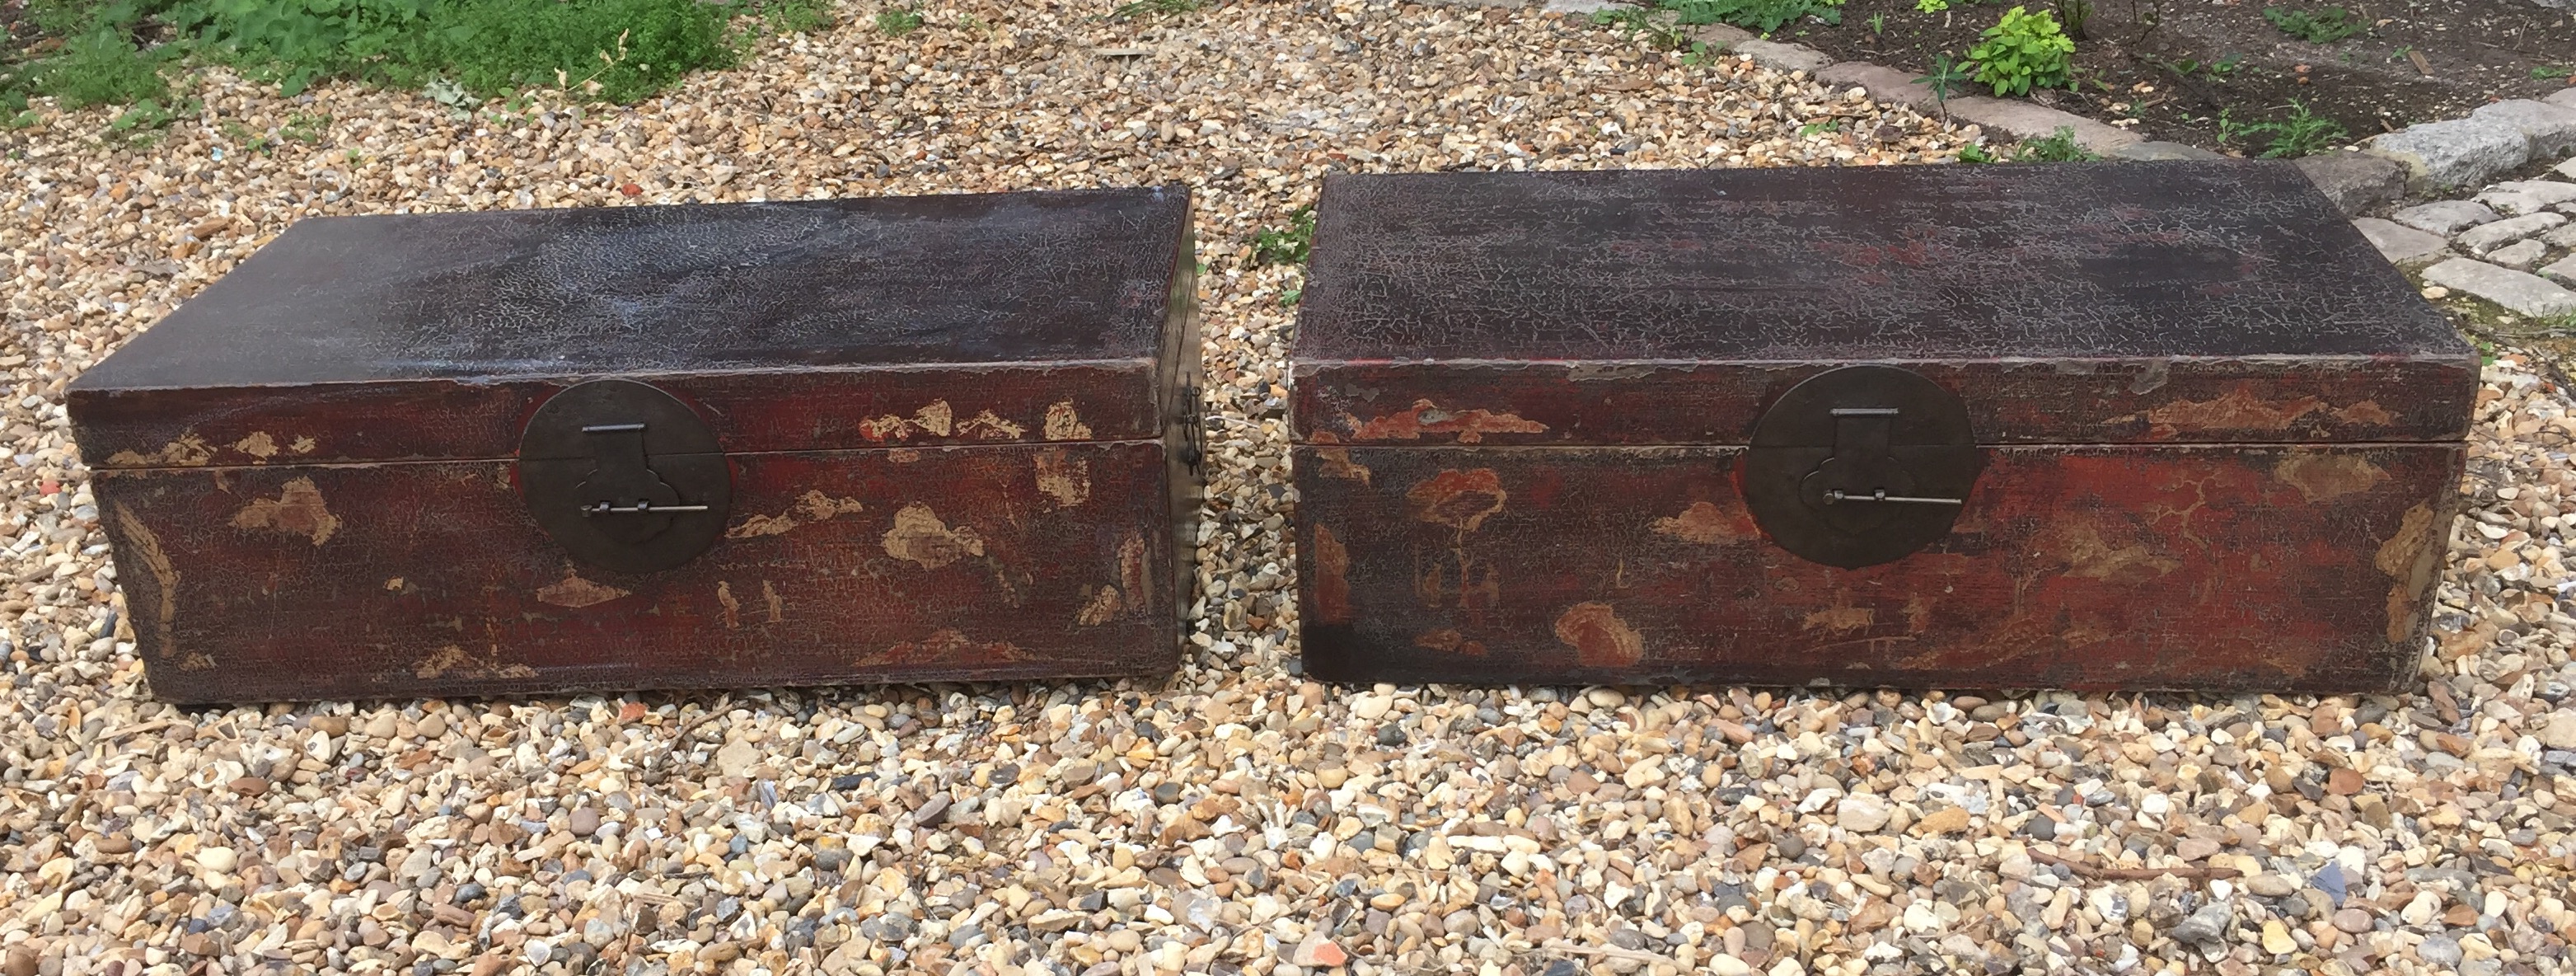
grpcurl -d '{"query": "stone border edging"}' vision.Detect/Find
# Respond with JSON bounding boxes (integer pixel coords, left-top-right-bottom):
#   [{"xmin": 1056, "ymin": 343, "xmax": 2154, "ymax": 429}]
[{"xmin": 1674, "ymin": 21, "xmax": 2576, "ymax": 221}]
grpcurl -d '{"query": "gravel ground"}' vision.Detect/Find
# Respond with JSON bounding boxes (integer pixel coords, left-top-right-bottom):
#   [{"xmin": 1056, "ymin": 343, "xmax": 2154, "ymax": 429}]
[{"xmin": 2, "ymin": 2, "xmax": 2566, "ymax": 975}]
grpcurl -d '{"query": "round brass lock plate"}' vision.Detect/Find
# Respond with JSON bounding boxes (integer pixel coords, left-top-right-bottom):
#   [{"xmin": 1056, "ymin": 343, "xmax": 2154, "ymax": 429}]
[
  {"xmin": 518, "ymin": 379, "xmax": 732, "ymax": 575},
  {"xmin": 1741, "ymin": 365, "xmax": 1982, "ymax": 569}
]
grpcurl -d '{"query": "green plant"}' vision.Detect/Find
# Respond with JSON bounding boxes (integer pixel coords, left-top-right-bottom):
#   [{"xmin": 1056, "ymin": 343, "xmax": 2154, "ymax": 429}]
[
  {"xmin": 1591, "ymin": 7, "xmax": 1691, "ymax": 49},
  {"xmin": 1913, "ymin": 53, "xmax": 1971, "ymax": 120},
  {"xmin": 281, "ymin": 109, "xmax": 327, "ymax": 142},
  {"xmin": 2229, "ymin": 100, "xmax": 2346, "ymax": 157},
  {"xmin": 875, "ymin": 5, "xmax": 923, "ymax": 35},
  {"xmin": 31, "ymin": 30, "xmax": 170, "ymax": 107},
  {"xmin": 1915, "ymin": 0, "xmax": 1946, "ymax": 11},
  {"xmin": 1251, "ymin": 206, "xmax": 1315, "ymax": 267},
  {"xmin": 2008, "ymin": 126, "xmax": 2096, "ymax": 160},
  {"xmin": 1797, "ymin": 119, "xmax": 1843, "ymax": 136},
  {"xmin": 1654, "ymin": 0, "xmax": 1844, "ymax": 35},
  {"xmin": 1956, "ymin": 143, "xmax": 1996, "ymax": 162},
  {"xmin": 1965, "ymin": 7, "xmax": 2073, "ymax": 96},
  {"xmin": 2536, "ymin": 65, "xmax": 2574, "ymax": 81},
  {"xmin": 1110, "ymin": 0, "xmax": 1198, "ymax": 18},
  {"xmin": 2260, "ymin": 5, "xmax": 2362, "ymax": 44},
  {"xmin": 1866, "ymin": 12, "xmax": 1883, "ymax": 32},
  {"xmin": 108, "ymin": 96, "xmax": 177, "ymax": 131}
]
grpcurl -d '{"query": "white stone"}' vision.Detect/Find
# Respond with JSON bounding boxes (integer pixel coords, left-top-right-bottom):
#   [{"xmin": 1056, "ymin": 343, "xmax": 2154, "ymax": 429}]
[
  {"xmin": 1836, "ymin": 793, "xmax": 1892, "ymax": 833},
  {"xmin": 1352, "ymin": 693, "xmax": 1393, "ymax": 720},
  {"xmin": 2458, "ymin": 213, "xmax": 2569, "ymax": 255},
  {"xmin": 2422, "ymin": 259, "xmax": 2576, "ymax": 317},
  {"xmin": 2471, "ymin": 100, "xmax": 2576, "ymax": 158},
  {"xmin": 2550, "ymin": 224, "xmax": 2576, "ymax": 249},
  {"xmin": 715, "ymin": 739, "xmax": 761, "ymax": 777},
  {"xmin": 193, "ymin": 847, "xmax": 237, "ymax": 872},
  {"xmin": 2394, "ymin": 199, "xmax": 2500, "ymax": 236},
  {"xmin": 2543, "ymin": 712, "xmax": 2576, "ymax": 750},
  {"xmin": 2366, "ymin": 118, "xmax": 2533, "ymax": 190},
  {"xmin": 2352, "ymin": 218, "xmax": 2448, "ymax": 269},
  {"xmin": 2491, "ymin": 240, "xmax": 2549, "ymax": 270},
  {"xmin": 2481, "ymin": 192, "xmax": 2564, "ymax": 218},
  {"xmin": 1708, "ymin": 955, "xmax": 1755, "ymax": 976}
]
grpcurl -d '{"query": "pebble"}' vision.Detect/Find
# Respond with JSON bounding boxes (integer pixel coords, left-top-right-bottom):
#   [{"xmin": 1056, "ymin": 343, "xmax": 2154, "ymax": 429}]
[{"xmin": 0, "ymin": 4, "xmax": 2573, "ymax": 976}]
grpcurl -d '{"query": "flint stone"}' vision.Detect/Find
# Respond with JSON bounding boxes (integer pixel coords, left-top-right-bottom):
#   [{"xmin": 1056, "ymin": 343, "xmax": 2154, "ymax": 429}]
[
  {"xmin": 2395, "ymin": 199, "xmax": 2501, "ymax": 235},
  {"xmin": 2351, "ymin": 218, "xmax": 2448, "ymax": 269},
  {"xmin": 2366, "ymin": 118, "xmax": 2533, "ymax": 190},
  {"xmin": 2422, "ymin": 258, "xmax": 2576, "ymax": 317},
  {"xmin": 1732, "ymin": 40, "xmax": 1831, "ymax": 74},
  {"xmin": 2459, "ymin": 212, "xmax": 2569, "ymax": 255},
  {"xmin": 2172, "ymin": 901, "xmax": 2234, "ymax": 945},
  {"xmin": 2293, "ymin": 152, "xmax": 2406, "ymax": 215},
  {"xmin": 2471, "ymin": 100, "xmax": 2576, "ymax": 157}
]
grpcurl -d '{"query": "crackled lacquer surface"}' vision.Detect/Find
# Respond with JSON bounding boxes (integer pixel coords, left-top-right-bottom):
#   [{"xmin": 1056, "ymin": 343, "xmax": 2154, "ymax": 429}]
[
  {"xmin": 1290, "ymin": 164, "xmax": 2476, "ymax": 691},
  {"xmin": 69, "ymin": 189, "xmax": 1201, "ymax": 701},
  {"xmin": 1296, "ymin": 444, "xmax": 2461, "ymax": 692},
  {"xmin": 100, "ymin": 443, "xmax": 1177, "ymax": 703}
]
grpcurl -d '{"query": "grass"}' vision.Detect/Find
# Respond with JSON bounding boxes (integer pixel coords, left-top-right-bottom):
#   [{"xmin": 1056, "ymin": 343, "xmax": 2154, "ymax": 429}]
[
  {"xmin": 2537, "ymin": 66, "xmax": 2574, "ymax": 81},
  {"xmin": 0, "ymin": 0, "xmax": 833, "ymax": 120},
  {"xmin": 2260, "ymin": 5, "xmax": 2363, "ymax": 44}
]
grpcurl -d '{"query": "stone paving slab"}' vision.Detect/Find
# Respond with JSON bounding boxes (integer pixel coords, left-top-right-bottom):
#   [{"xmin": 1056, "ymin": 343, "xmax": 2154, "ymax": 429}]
[
  {"xmin": 2424, "ymin": 257, "xmax": 2576, "ymax": 317},
  {"xmin": 2459, "ymin": 212, "xmax": 2569, "ymax": 256},
  {"xmin": 2396, "ymin": 199, "xmax": 2504, "ymax": 235},
  {"xmin": 2352, "ymin": 217, "xmax": 2451, "ymax": 269},
  {"xmin": 2368, "ymin": 117, "xmax": 2536, "ymax": 190},
  {"xmin": 1943, "ymin": 96, "xmax": 2144, "ymax": 152},
  {"xmin": 2294, "ymin": 152, "xmax": 2407, "ymax": 216},
  {"xmin": 2470, "ymin": 100, "xmax": 2576, "ymax": 158}
]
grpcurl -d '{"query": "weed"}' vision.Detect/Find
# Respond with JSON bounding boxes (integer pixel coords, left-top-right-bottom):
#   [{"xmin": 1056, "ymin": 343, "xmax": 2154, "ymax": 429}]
[
  {"xmin": 2536, "ymin": 65, "xmax": 2574, "ymax": 81},
  {"xmin": 1279, "ymin": 287, "xmax": 1302, "ymax": 307},
  {"xmin": 2207, "ymin": 53, "xmax": 2242, "ymax": 77},
  {"xmin": 2260, "ymin": 5, "xmax": 2362, "ymax": 44},
  {"xmin": 1654, "ymin": 0, "xmax": 1844, "ymax": 35},
  {"xmin": 282, "ymin": 109, "xmax": 327, "ymax": 142},
  {"xmin": 1956, "ymin": 143, "xmax": 1995, "ymax": 162},
  {"xmin": 109, "ymin": 96, "xmax": 178, "ymax": 132},
  {"xmin": 1797, "ymin": 118, "xmax": 1843, "ymax": 136},
  {"xmin": 1251, "ymin": 206, "xmax": 1315, "ymax": 268},
  {"xmin": 1965, "ymin": 6, "xmax": 2073, "ymax": 97},
  {"xmin": 875, "ymin": 5, "xmax": 924, "ymax": 35},
  {"xmin": 2228, "ymin": 100, "xmax": 2346, "ymax": 157},
  {"xmin": 1866, "ymin": 12, "xmax": 1883, "ymax": 32},
  {"xmin": 1915, "ymin": 0, "xmax": 1946, "ymax": 11},
  {"xmin": 1912, "ymin": 53, "xmax": 1971, "ymax": 120},
  {"xmin": 32, "ymin": 30, "xmax": 170, "ymax": 107},
  {"xmin": 1591, "ymin": 7, "xmax": 1691, "ymax": 49},
  {"xmin": 1111, "ymin": 0, "xmax": 1198, "ymax": 19},
  {"xmin": 2007, "ymin": 125, "xmax": 2096, "ymax": 161}
]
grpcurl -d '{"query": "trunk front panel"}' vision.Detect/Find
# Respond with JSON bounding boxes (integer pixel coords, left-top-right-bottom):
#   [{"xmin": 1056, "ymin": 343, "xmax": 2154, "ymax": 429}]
[
  {"xmin": 1295, "ymin": 443, "xmax": 2459, "ymax": 692},
  {"xmin": 101, "ymin": 443, "xmax": 1174, "ymax": 702}
]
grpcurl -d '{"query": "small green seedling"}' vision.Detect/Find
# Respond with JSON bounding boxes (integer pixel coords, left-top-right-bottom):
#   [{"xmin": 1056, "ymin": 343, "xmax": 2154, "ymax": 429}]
[
  {"xmin": 877, "ymin": 6, "xmax": 925, "ymax": 35},
  {"xmin": 1252, "ymin": 206, "xmax": 1316, "ymax": 267},
  {"xmin": 2261, "ymin": 5, "xmax": 2363, "ymax": 44}
]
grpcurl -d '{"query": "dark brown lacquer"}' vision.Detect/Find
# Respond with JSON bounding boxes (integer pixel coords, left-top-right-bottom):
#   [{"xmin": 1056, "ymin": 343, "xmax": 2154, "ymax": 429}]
[
  {"xmin": 70, "ymin": 187, "xmax": 1203, "ymax": 703},
  {"xmin": 1291, "ymin": 162, "xmax": 2475, "ymax": 693}
]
